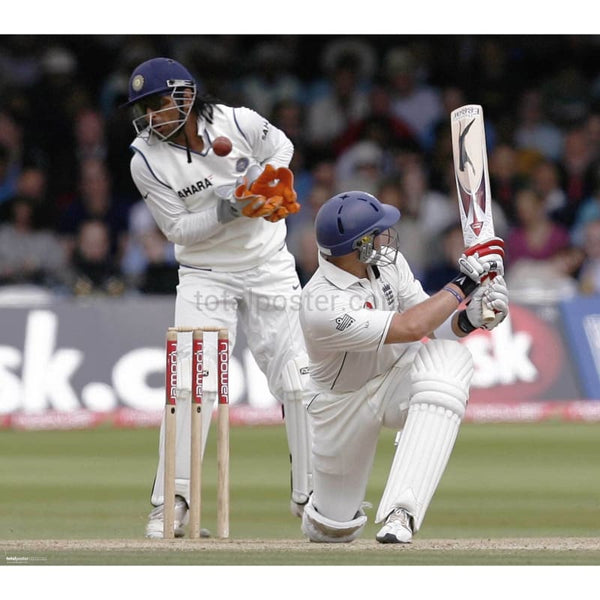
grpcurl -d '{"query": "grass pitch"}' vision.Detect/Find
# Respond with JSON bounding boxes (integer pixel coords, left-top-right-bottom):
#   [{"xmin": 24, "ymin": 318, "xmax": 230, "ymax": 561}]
[{"xmin": 1, "ymin": 422, "xmax": 600, "ymax": 568}]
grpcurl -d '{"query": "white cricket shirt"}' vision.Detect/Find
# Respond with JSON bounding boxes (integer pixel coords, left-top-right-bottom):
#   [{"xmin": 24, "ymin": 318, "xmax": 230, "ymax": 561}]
[
  {"xmin": 300, "ymin": 252, "xmax": 430, "ymax": 392},
  {"xmin": 129, "ymin": 104, "xmax": 294, "ymax": 271}
]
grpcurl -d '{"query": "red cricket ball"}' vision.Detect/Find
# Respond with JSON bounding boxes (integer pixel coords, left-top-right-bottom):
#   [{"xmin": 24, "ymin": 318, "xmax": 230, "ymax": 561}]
[{"xmin": 212, "ymin": 136, "xmax": 233, "ymax": 157}]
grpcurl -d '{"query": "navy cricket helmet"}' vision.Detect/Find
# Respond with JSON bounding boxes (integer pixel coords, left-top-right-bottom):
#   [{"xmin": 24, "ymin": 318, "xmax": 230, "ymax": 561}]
[
  {"xmin": 124, "ymin": 57, "xmax": 195, "ymax": 107},
  {"xmin": 124, "ymin": 57, "xmax": 197, "ymax": 142},
  {"xmin": 315, "ymin": 191, "xmax": 401, "ymax": 265}
]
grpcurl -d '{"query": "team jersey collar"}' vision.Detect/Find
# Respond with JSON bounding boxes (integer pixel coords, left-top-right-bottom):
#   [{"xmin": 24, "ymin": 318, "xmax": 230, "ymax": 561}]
[{"xmin": 318, "ymin": 253, "xmax": 369, "ymax": 290}]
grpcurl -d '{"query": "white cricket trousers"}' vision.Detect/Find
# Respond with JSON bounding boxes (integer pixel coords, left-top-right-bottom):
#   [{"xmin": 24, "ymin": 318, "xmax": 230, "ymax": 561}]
[
  {"xmin": 306, "ymin": 347, "xmax": 419, "ymax": 522},
  {"xmin": 151, "ymin": 247, "xmax": 306, "ymax": 505}
]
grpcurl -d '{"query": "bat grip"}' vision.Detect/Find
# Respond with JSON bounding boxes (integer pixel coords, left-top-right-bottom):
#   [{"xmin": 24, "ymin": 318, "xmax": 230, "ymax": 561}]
[{"xmin": 481, "ymin": 274, "xmax": 496, "ymax": 323}]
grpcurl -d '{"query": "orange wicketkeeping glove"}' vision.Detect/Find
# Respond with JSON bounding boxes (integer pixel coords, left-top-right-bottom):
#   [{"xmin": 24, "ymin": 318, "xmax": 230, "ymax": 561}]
[
  {"xmin": 234, "ymin": 179, "xmax": 283, "ymax": 218},
  {"xmin": 248, "ymin": 164, "xmax": 301, "ymax": 221}
]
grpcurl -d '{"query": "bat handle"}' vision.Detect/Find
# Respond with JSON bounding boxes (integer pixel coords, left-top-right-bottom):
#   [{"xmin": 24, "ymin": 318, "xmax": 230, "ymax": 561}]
[{"xmin": 481, "ymin": 275, "xmax": 495, "ymax": 323}]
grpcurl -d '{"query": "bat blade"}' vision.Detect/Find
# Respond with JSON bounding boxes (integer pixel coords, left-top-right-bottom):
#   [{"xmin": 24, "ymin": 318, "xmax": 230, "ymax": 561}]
[
  {"xmin": 451, "ymin": 104, "xmax": 495, "ymax": 247},
  {"xmin": 451, "ymin": 104, "xmax": 495, "ymax": 322}
]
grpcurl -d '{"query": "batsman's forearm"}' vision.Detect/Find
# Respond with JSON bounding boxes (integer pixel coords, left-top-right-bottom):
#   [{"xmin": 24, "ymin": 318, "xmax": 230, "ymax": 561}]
[{"xmin": 384, "ymin": 284, "xmax": 465, "ymax": 344}]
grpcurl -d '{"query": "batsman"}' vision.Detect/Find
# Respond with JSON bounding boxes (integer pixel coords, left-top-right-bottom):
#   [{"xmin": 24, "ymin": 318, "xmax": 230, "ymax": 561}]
[
  {"xmin": 299, "ymin": 189, "xmax": 507, "ymax": 543},
  {"xmin": 123, "ymin": 57, "xmax": 312, "ymax": 538}
]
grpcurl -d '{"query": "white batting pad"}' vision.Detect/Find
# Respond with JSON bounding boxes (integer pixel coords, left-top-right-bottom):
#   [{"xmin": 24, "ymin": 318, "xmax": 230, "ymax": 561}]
[
  {"xmin": 302, "ymin": 496, "xmax": 367, "ymax": 543},
  {"xmin": 281, "ymin": 357, "xmax": 313, "ymax": 505},
  {"xmin": 376, "ymin": 340, "xmax": 473, "ymax": 530}
]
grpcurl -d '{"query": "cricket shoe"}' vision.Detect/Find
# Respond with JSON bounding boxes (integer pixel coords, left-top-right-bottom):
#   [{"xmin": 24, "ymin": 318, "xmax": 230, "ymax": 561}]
[
  {"xmin": 145, "ymin": 495, "xmax": 210, "ymax": 539},
  {"xmin": 376, "ymin": 507, "xmax": 414, "ymax": 544}
]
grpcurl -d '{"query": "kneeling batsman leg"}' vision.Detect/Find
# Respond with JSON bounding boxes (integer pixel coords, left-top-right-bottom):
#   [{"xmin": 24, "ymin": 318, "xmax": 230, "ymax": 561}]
[
  {"xmin": 376, "ymin": 340, "xmax": 474, "ymax": 534},
  {"xmin": 281, "ymin": 357, "xmax": 313, "ymax": 516},
  {"xmin": 302, "ymin": 495, "xmax": 367, "ymax": 543}
]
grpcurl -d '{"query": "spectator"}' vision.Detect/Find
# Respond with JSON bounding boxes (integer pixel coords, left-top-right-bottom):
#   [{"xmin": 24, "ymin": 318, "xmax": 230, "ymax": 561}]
[
  {"xmin": 424, "ymin": 85, "xmax": 467, "ymax": 164},
  {"xmin": 293, "ymin": 225, "xmax": 319, "ymax": 286},
  {"xmin": 530, "ymin": 158, "xmax": 567, "ymax": 217},
  {"xmin": 553, "ymin": 126, "xmax": 598, "ymax": 228},
  {"xmin": 270, "ymin": 98, "xmax": 307, "ymax": 149},
  {"xmin": 306, "ymin": 48, "xmax": 370, "ymax": 153},
  {"xmin": 0, "ymin": 142, "xmax": 21, "ymax": 206},
  {"xmin": 70, "ymin": 219, "xmax": 125, "ymax": 297},
  {"xmin": 334, "ymin": 82, "xmax": 418, "ymax": 156},
  {"xmin": 578, "ymin": 218, "xmax": 600, "ymax": 295},
  {"xmin": 136, "ymin": 228, "xmax": 179, "ymax": 295},
  {"xmin": 584, "ymin": 110, "xmax": 600, "ymax": 164},
  {"xmin": 571, "ymin": 184, "xmax": 600, "ymax": 247},
  {"xmin": 58, "ymin": 157, "xmax": 129, "ymax": 261},
  {"xmin": 505, "ymin": 245, "xmax": 584, "ymax": 303},
  {"xmin": 383, "ymin": 47, "xmax": 443, "ymax": 150},
  {"xmin": 421, "ymin": 222, "xmax": 465, "ymax": 294},
  {"xmin": 121, "ymin": 199, "xmax": 176, "ymax": 286},
  {"xmin": 377, "ymin": 176, "xmax": 428, "ymax": 278},
  {"xmin": 514, "ymin": 88, "xmax": 564, "ymax": 161},
  {"xmin": 74, "ymin": 107, "xmax": 107, "ymax": 164},
  {"xmin": 0, "ymin": 196, "xmax": 67, "ymax": 288},
  {"xmin": 400, "ymin": 160, "xmax": 457, "ymax": 241},
  {"xmin": 334, "ymin": 140, "xmax": 385, "ymax": 195},
  {"xmin": 28, "ymin": 45, "xmax": 86, "ymax": 205},
  {"xmin": 541, "ymin": 64, "xmax": 590, "ymax": 127},
  {"xmin": 11, "ymin": 165, "xmax": 56, "ymax": 229},
  {"xmin": 489, "ymin": 143, "xmax": 525, "ymax": 226},
  {"xmin": 287, "ymin": 183, "xmax": 332, "ymax": 267},
  {"xmin": 505, "ymin": 187, "xmax": 571, "ymax": 268},
  {"xmin": 0, "ymin": 36, "xmax": 42, "ymax": 89},
  {"xmin": 238, "ymin": 40, "xmax": 304, "ymax": 118}
]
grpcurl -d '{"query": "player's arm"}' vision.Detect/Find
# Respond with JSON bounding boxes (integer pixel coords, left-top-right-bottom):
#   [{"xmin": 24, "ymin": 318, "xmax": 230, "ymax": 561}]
[
  {"xmin": 385, "ymin": 282, "xmax": 468, "ymax": 343},
  {"xmin": 130, "ymin": 151, "xmax": 221, "ymax": 245},
  {"xmin": 233, "ymin": 106, "xmax": 294, "ymax": 168},
  {"xmin": 232, "ymin": 107, "xmax": 299, "ymax": 223},
  {"xmin": 384, "ymin": 254, "xmax": 468, "ymax": 343},
  {"xmin": 386, "ymin": 276, "xmax": 509, "ymax": 344},
  {"xmin": 385, "ymin": 239, "xmax": 508, "ymax": 343}
]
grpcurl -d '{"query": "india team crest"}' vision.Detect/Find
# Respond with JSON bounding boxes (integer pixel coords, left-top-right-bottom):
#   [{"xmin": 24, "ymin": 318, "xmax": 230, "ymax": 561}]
[{"xmin": 132, "ymin": 74, "xmax": 145, "ymax": 92}]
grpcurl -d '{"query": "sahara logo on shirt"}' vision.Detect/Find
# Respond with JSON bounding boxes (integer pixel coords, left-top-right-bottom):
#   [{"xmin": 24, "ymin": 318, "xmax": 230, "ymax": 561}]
[
  {"xmin": 335, "ymin": 314, "xmax": 356, "ymax": 331},
  {"xmin": 177, "ymin": 178, "xmax": 213, "ymax": 198}
]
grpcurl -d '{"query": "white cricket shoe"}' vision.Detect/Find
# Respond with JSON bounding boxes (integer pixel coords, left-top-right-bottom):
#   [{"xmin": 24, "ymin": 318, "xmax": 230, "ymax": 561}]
[
  {"xmin": 145, "ymin": 495, "xmax": 189, "ymax": 539},
  {"xmin": 376, "ymin": 508, "xmax": 414, "ymax": 544}
]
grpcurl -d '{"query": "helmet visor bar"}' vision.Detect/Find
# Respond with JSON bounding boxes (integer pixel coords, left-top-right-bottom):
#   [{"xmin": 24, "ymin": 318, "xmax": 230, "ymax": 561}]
[
  {"xmin": 353, "ymin": 227, "xmax": 400, "ymax": 266},
  {"xmin": 131, "ymin": 83, "xmax": 196, "ymax": 141}
]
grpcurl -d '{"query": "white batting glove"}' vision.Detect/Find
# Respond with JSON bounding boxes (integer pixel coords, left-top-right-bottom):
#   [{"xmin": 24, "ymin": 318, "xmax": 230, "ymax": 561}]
[
  {"xmin": 458, "ymin": 237, "xmax": 505, "ymax": 283},
  {"xmin": 465, "ymin": 275, "xmax": 509, "ymax": 331}
]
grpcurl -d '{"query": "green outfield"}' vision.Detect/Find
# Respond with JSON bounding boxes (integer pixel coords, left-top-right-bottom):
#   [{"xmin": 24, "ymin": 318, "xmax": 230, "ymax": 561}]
[{"xmin": 1, "ymin": 421, "xmax": 600, "ymax": 566}]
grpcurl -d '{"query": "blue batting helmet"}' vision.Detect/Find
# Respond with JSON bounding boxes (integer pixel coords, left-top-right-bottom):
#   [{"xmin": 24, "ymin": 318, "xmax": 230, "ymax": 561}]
[
  {"xmin": 124, "ymin": 57, "xmax": 196, "ymax": 107},
  {"xmin": 315, "ymin": 191, "xmax": 401, "ymax": 257}
]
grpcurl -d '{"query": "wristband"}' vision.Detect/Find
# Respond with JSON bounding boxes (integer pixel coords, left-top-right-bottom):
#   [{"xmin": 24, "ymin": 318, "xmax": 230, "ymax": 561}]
[
  {"xmin": 450, "ymin": 273, "xmax": 478, "ymax": 297},
  {"xmin": 442, "ymin": 286, "xmax": 463, "ymax": 304},
  {"xmin": 457, "ymin": 310, "xmax": 477, "ymax": 334}
]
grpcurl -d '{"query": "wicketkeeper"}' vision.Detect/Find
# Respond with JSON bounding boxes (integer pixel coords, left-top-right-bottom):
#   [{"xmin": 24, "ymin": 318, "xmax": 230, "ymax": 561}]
[
  {"xmin": 299, "ymin": 190, "xmax": 507, "ymax": 543},
  {"xmin": 123, "ymin": 57, "xmax": 312, "ymax": 538}
]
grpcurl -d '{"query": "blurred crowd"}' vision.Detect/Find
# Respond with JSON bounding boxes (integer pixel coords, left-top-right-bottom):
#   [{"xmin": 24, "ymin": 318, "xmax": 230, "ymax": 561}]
[{"xmin": 2, "ymin": 34, "xmax": 600, "ymax": 303}]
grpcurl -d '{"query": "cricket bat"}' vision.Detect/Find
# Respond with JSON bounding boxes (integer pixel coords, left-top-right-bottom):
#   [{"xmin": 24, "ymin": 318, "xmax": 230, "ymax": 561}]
[{"xmin": 450, "ymin": 104, "xmax": 495, "ymax": 322}]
